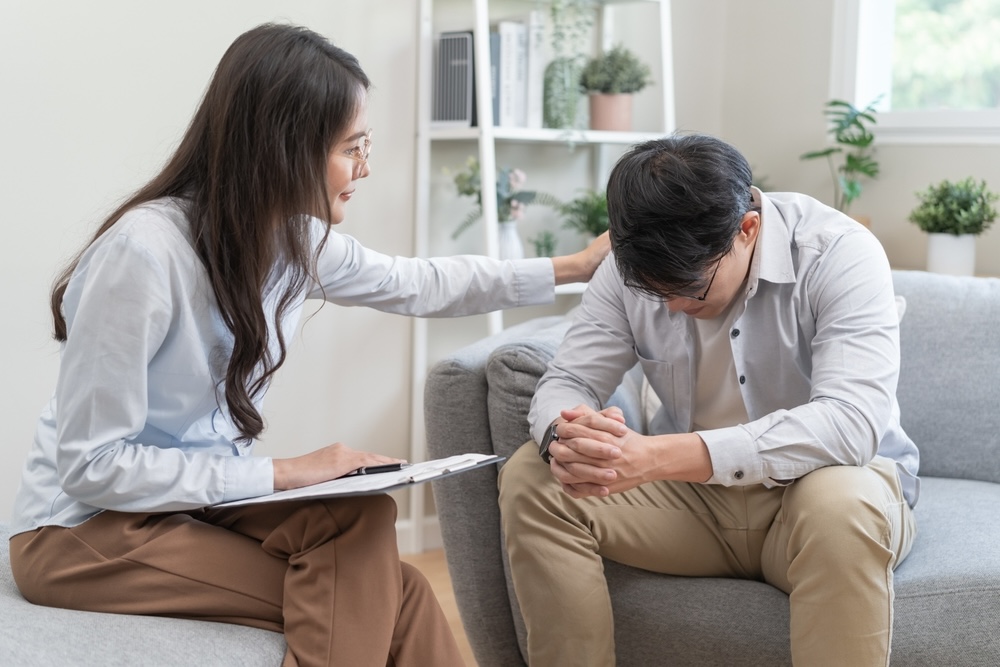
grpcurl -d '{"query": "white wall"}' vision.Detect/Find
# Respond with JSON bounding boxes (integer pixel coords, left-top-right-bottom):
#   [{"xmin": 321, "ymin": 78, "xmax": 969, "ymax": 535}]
[{"xmin": 0, "ymin": 0, "xmax": 419, "ymax": 519}]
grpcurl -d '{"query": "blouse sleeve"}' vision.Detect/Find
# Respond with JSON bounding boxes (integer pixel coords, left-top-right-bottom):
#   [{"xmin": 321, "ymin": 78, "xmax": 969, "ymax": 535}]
[{"xmin": 307, "ymin": 228, "xmax": 555, "ymax": 316}]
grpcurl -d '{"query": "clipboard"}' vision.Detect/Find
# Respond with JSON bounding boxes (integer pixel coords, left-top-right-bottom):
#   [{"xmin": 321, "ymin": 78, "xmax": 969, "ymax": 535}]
[{"xmin": 215, "ymin": 453, "xmax": 505, "ymax": 508}]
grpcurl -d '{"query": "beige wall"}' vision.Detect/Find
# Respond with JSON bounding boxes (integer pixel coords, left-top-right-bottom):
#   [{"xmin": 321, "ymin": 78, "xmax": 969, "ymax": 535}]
[
  {"xmin": 691, "ymin": 0, "xmax": 1000, "ymax": 275},
  {"xmin": 0, "ymin": 0, "xmax": 421, "ymax": 518}
]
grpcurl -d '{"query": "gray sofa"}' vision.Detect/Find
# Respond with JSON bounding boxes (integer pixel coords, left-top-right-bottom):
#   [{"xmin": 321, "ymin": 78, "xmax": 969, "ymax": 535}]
[
  {"xmin": 425, "ymin": 269, "xmax": 1000, "ymax": 667},
  {"xmin": 0, "ymin": 521, "xmax": 286, "ymax": 665}
]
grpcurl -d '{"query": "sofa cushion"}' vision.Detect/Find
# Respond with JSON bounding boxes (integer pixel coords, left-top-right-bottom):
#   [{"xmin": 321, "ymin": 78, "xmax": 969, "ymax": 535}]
[
  {"xmin": 486, "ymin": 321, "xmax": 648, "ymax": 461},
  {"xmin": 892, "ymin": 271, "xmax": 1000, "ymax": 483},
  {"xmin": 485, "ymin": 320, "xmax": 570, "ymax": 461},
  {"xmin": 889, "ymin": 476, "xmax": 1000, "ymax": 664},
  {"xmin": 596, "ymin": 474, "xmax": 1000, "ymax": 667},
  {"xmin": 1, "ymin": 523, "xmax": 285, "ymax": 666}
]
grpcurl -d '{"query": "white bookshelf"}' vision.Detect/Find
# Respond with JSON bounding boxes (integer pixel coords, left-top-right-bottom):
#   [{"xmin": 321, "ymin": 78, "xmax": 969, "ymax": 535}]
[{"xmin": 405, "ymin": 0, "xmax": 675, "ymax": 552}]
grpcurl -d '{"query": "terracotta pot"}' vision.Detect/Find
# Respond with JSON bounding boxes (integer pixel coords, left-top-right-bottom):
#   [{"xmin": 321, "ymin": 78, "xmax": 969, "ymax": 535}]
[{"xmin": 588, "ymin": 93, "xmax": 633, "ymax": 132}]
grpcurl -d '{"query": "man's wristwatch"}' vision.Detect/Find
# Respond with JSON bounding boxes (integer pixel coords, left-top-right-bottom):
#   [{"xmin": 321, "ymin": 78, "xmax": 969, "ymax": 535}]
[{"xmin": 538, "ymin": 422, "xmax": 560, "ymax": 464}]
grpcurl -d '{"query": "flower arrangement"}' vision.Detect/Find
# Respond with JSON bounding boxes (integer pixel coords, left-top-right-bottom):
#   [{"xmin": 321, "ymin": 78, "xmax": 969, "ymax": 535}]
[{"xmin": 449, "ymin": 156, "xmax": 561, "ymax": 239}]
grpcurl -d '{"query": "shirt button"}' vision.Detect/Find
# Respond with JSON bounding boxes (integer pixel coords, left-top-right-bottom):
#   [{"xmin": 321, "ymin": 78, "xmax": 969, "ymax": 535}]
[
  {"xmin": 734, "ymin": 471, "xmax": 745, "ymax": 480},
  {"xmin": 731, "ymin": 328, "xmax": 740, "ymax": 338},
  {"xmin": 739, "ymin": 375, "xmax": 746, "ymax": 384}
]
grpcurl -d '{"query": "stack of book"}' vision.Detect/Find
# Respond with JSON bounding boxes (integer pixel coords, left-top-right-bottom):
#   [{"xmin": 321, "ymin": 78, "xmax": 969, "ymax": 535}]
[
  {"xmin": 432, "ymin": 10, "xmax": 548, "ymax": 129},
  {"xmin": 492, "ymin": 10, "xmax": 546, "ymax": 128}
]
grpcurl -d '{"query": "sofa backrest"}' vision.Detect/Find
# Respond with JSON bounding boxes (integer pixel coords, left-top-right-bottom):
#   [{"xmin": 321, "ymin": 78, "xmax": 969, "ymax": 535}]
[
  {"xmin": 476, "ymin": 271, "xmax": 1000, "ymax": 485},
  {"xmin": 892, "ymin": 270, "xmax": 1000, "ymax": 483}
]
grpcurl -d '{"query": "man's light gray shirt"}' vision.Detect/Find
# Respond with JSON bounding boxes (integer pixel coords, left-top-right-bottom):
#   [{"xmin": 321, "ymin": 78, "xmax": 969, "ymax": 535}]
[{"xmin": 529, "ymin": 190, "xmax": 920, "ymax": 507}]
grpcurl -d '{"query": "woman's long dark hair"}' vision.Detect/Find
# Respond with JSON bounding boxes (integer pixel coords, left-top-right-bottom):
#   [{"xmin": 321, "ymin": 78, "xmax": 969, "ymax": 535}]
[{"xmin": 49, "ymin": 23, "xmax": 370, "ymax": 442}]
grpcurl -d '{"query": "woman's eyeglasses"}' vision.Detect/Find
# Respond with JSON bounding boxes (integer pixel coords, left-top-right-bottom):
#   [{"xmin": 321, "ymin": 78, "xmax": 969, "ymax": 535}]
[{"xmin": 343, "ymin": 129, "xmax": 373, "ymax": 171}]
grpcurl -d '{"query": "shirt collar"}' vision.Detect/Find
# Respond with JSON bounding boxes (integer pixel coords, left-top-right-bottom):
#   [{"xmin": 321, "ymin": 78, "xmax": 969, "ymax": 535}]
[{"xmin": 749, "ymin": 187, "xmax": 797, "ymax": 297}]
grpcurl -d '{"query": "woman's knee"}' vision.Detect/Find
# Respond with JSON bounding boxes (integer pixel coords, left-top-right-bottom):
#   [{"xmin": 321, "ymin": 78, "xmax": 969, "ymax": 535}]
[
  {"xmin": 400, "ymin": 561, "xmax": 433, "ymax": 598},
  {"xmin": 317, "ymin": 493, "xmax": 398, "ymax": 526},
  {"xmin": 8, "ymin": 532, "xmax": 44, "ymax": 604}
]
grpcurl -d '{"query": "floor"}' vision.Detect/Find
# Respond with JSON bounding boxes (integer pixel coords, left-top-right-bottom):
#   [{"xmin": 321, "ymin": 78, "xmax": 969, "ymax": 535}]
[{"xmin": 400, "ymin": 548, "xmax": 477, "ymax": 666}]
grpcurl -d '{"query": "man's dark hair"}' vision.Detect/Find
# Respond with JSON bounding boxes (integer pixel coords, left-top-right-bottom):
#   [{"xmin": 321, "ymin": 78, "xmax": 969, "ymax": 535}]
[{"xmin": 606, "ymin": 133, "xmax": 754, "ymax": 299}]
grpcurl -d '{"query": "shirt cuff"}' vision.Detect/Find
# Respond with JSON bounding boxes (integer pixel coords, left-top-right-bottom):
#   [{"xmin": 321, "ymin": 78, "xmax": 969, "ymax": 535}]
[
  {"xmin": 222, "ymin": 455, "xmax": 275, "ymax": 503},
  {"xmin": 513, "ymin": 258, "xmax": 556, "ymax": 306},
  {"xmin": 698, "ymin": 425, "xmax": 763, "ymax": 486}
]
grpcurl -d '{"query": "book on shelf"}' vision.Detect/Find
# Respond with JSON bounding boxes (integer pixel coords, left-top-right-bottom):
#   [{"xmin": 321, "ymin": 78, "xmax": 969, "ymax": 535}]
[
  {"xmin": 490, "ymin": 30, "xmax": 500, "ymax": 126},
  {"xmin": 496, "ymin": 19, "xmax": 527, "ymax": 127},
  {"xmin": 432, "ymin": 16, "xmax": 549, "ymax": 130},
  {"xmin": 431, "ymin": 31, "xmax": 476, "ymax": 128},
  {"xmin": 525, "ymin": 9, "xmax": 547, "ymax": 129}
]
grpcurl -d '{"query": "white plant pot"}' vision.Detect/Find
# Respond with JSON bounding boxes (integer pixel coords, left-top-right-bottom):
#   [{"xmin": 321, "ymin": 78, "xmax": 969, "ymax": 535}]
[
  {"xmin": 498, "ymin": 220, "xmax": 525, "ymax": 261},
  {"xmin": 926, "ymin": 233, "xmax": 975, "ymax": 276}
]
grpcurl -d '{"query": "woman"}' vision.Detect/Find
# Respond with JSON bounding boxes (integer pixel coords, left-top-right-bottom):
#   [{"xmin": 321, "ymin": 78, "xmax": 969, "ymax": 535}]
[{"xmin": 8, "ymin": 23, "xmax": 609, "ymax": 667}]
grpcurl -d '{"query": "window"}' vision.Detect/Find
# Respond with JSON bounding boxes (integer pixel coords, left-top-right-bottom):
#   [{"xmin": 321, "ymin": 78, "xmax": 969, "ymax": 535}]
[{"xmin": 831, "ymin": 0, "xmax": 1000, "ymax": 144}]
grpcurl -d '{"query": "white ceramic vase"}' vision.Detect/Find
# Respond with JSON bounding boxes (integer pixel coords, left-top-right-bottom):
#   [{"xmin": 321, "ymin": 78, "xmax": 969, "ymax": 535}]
[
  {"xmin": 498, "ymin": 220, "xmax": 525, "ymax": 261},
  {"xmin": 926, "ymin": 233, "xmax": 975, "ymax": 276}
]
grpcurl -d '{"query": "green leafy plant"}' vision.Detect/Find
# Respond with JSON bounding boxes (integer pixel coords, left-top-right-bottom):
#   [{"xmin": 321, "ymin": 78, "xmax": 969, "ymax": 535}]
[
  {"xmin": 579, "ymin": 45, "xmax": 652, "ymax": 95},
  {"xmin": 800, "ymin": 98, "xmax": 881, "ymax": 213},
  {"xmin": 560, "ymin": 188, "xmax": 609, "ymax": 236},
  {"xmin": 908, "ymin": 177, "xmax": 998, "ymax": 236},
  {"xmin": 530, "ymin": 230, "xmax": 559, "ymax": 258},
  {"xmin": 448, "ymin": 156, "xmax": 561, "ymax": 239}
]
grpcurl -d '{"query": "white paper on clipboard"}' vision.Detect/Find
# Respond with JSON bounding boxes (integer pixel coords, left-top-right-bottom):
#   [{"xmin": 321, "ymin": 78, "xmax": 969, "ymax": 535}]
[{"xmin": 215, "ymin": 453, "xmax": 504, "ymax": 508}]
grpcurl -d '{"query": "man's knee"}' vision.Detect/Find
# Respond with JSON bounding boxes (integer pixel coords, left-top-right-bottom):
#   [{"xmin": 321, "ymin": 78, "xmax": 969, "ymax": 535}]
[
  {"xmin": 781, "ymin": 464, "xmax": 893, "ymax": 548},
  {"xmin": 498, "ymin": 441, "xmax": 563, "ymax": 530}
]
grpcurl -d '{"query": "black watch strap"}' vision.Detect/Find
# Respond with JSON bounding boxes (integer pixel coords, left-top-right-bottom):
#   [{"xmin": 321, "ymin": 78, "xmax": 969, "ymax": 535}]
[{"xmin": 539, "ymin": 422, "xmax": 560, "ymax": 464}]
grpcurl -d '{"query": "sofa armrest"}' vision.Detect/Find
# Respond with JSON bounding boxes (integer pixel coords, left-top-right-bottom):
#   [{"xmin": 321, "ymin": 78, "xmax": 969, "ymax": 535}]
[
  {"xmin": 425, "ymin": 313, "xmax": 651, "ymax": 666},
  {"xmin": 424, "ymin": 316, "xmax": 565, "ymax": 667}
]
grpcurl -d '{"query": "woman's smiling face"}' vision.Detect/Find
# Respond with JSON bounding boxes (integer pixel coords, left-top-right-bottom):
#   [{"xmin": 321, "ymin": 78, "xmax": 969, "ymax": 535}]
[{"xmin": 325, "ymin": 99, "xmax": 371, "ymax": 224}]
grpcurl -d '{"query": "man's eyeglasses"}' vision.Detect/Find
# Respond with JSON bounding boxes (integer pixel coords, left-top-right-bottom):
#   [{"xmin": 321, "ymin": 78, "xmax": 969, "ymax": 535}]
[
  {"xmin": 343, "ymin": 129, "xmax": 372, "ymax": 171},
  {"xmin": 670, "ymin": 256, "xmax": 723, "ymax": 301}
]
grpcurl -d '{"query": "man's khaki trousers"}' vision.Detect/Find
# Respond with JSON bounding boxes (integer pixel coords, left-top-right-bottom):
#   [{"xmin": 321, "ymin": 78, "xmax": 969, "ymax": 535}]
[
  {"xmin": 499, "ymin": 443, "xmax": 915, "ymax": 667},
  {"xmin": 10, "ymin": 495, "xmax": 464, "ymax": 667}
]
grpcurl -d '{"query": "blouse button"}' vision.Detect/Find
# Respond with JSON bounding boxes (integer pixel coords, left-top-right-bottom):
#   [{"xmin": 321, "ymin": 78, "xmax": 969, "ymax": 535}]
[
  {"xmin": 739, "ymin": 375, "xmax": 746, "ymax": 384},
  {"xmin": 734, "ymin": 471, "xmax": 745, "ymax": 480},
  {"xmin": 731, "ymin": 328, "xmax": 740, "ymax": 338}
]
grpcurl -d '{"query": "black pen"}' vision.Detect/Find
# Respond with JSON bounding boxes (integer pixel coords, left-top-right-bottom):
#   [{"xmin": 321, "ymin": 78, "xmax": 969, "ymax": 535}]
[{"xmin": 344, "ymin": 462, "xmax": 409, "ymax": 477}]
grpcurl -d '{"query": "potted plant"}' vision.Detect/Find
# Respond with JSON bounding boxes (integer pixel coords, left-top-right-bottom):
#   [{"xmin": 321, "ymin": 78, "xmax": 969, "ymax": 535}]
[
  {"xmin": 579, "ymin": 45, "xmax": 651, "ymax": 132},
  {"xmin": 560, "ymin": 188, "xmax": 609, "ymax": 238},
  {"xmin": 530, "ymin": 230, "xmax": 558, "ymax": 258},
  {"xmin": 447, "ymin": 156, "xmax": 561, "ymax": 259},
  {"xmin": 800, "ymin": 98, "xmax": 880, "ymax": 217},
  {"xmin": 909, "ymin": 177, "xmax": 998, "ymax": 276}
]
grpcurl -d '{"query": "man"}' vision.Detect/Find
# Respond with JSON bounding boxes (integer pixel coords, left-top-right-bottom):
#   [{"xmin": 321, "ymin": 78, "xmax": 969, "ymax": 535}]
[{"xmin": 498, "ymin": 134, "xmax": 919, "ymax": 666}]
